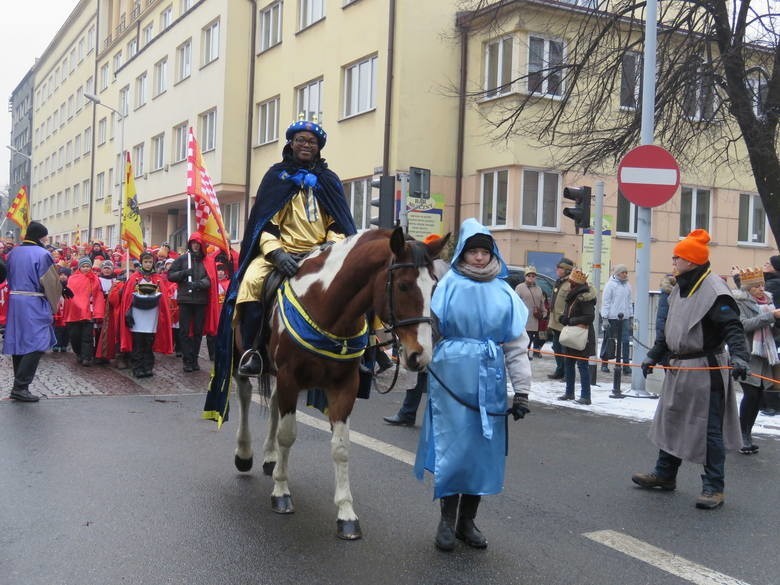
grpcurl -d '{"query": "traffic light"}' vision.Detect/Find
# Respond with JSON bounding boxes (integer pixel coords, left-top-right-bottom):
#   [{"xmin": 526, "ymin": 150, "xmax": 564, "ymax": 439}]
[
  {"xmin": 370, "ymin": 175, "xmax": 395, "ymax": 229},
  {"xmin": 562, "ymin": 186, "xmax": 592, "ymax": 231}
]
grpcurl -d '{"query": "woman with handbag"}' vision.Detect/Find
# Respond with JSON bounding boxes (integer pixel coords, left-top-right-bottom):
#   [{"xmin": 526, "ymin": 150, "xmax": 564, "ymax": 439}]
[
  {"xmin": 558, "ymin": 268, "xmax": 597, "ymax": 405},
  {"xmin": 514, "ymin": 266, "xmax": 549, "ymax": 359},
  {"xmin": 732, "ymin": 267, "xmax": 780, "ymax": 454}
]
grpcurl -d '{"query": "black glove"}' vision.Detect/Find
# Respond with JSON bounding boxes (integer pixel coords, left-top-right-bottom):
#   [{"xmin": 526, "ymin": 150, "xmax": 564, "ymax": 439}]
[
  {"xmin": 510, "ymin": 393, "xmax": 530, "ymax": 421},
  {"xmin": 125, "ymin": 311, "xmax": 135, "ymax": 328},
  {"xmin": 730, "ymin": 357, "xmax": 750, "ymax": 381},
  {"xmin": 559, "ymin": 315, "xmax": 570, "ymax": 326},
  {"xmin": 266, "ymin": 248, "xmax": 298, "ymax": 278},
  {"xmin": 320, "ymin": 241, "xmax": 335, "ymax": 252},
  {"xmin": 62, "ymin": 285, "xmax": 74, "ymax": 299},
  {"xmin": 641, "ymin": 359, "xmax": 656, "ymax": 378}
]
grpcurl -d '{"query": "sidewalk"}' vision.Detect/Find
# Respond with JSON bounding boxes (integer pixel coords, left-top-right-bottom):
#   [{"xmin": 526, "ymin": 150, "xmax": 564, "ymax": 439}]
[{"xmin": 525, "ymin": 345, "xmax": 780, "ymax": 439}]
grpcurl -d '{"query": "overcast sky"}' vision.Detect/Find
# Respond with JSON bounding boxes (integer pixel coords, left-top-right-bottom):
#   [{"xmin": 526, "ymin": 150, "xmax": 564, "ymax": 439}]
[{"xmin": 1, "ymin": 0, "xmax": 80, "ymax": 192}]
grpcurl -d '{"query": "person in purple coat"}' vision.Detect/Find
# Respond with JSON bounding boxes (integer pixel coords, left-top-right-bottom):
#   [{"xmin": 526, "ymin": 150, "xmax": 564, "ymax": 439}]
[{"xmin": 3, "ymin": 221, "xmax": 59, "ymax": 402}]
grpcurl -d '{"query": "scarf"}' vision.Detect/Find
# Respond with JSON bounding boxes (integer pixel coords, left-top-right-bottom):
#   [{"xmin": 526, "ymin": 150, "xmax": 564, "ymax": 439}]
[
  {"xmin": 456, "ymin": 256, "xmax": 501, "ymax": 282},
  {"xmin": 751, "ymin": 295, "xmax": 778, "ymax": 365}
]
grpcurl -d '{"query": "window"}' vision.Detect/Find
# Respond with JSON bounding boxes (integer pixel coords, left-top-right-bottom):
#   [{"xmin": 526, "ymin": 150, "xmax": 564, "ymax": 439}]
[
  {"xmin": 679, "ymin": 186, "xmax": 711, "ymax": 236},
  {"xmin": 176, "ymin": 39, "xmax": 192, "ymax": 82},
  {"xmin": 76, "ymin": 87, "xmax": 84, "ymax": 112},
  {"xmin": 98, "ymin": 117, "xmax": 107, "ymax": 145},
  {"xmin": 73, "ymin": 183, "xmax": 80, "ymax": 209},
  {"xmin": 74, "ymin": 134, "xmax": 82, "ymax": 159},
  {"xmin": 528, "ymin": 36, "xmax": 563, "ymax": 97},
  {"xmin": 299, "ymin": 0, "xmax": 325, "ymax": 29},
  {"xmin": 106, "ymin": 225, "xmax": 116, "ymax": 247},
  {"xmin": 70, "ymin": 48, "xmax": 77, "ymax": 72},
  {"xmin": 142, "ymin": 23, "xmax": 154, "ymax": 46},
  {"xmin": 749, "ymin": 74, "xmax": 768, "ymax": 118},
  {"xmin": 161, "ymin": 5, "xmax": 173, "ymax": 30},
  {"xmin": 344, "ymin": 56, "xmax": 377, "ymax": 117},
  {"xmin": 96, "ymin": 172, "xmax": 105, "ymax": 200},
  {"xmin": 87, "ymin": 25, "xmax": 96, "ymax": 52},
  {"xmin": 222, "ymin": 202, "xmax": 240, "ymax": 241},
  {"xmin": 345, "ymin": 178, "xmax": 371, "ymax": 229},
  {"xmin": 135, "ymin": 72, "xmax": 148, "ymax": 108},
  {"xmin": 127, "ymin": 38, "xmax": 138, "ymax": 59},
  {"xmin": 153, "ymin": 58, "xmax": 168, "ymax": 96},
  {"xmin": 99, "ymin": 63, "xmax": 110, "ymax": 91},
  {"xmin": 620, "ymin": 51, "xmax": 641, "ymax": 109},
  {"xmin": 738, "ymin": 193, "xmax": 767, "ymax": 244},
  {"xmin": 152, "ymin": 133, "xmax": 165, "ymax": 170},
  {"xmin": 110, "ymin": 112, "xmax": 117, "ymax": 140},
  {"xmin": 66, "ymin": 140, "xmax": 73, "ymax": 164},
  {"xmin": 682, "ymin": 59, "xmax": 715, "ymax": 121},
  {"xmin": 297, "ymin": 79, "xmax": 323, "ymax": 122},
  {"xmin": 173, "ymin": 123, "xmax": 188, "ymax": 162},
  {"xmin": 521, "ymin": 170, "xmax": 559, "ymax": 229},
  {"xmin": 181, "ymin": 0, "xmax": 194, "ymax": 13},
  {"xmin": 616, "ymin": 191, "xmax": 639, "ymax": 235},
  {"xmin": 132, "ymin": 143, "xmax": 145, "ymax": 176},
  {"xmin": 84, "ymin": 127, "xmax": 92, "ymax": 153},
  {"xmin": 481, "ymin": 169, "xmax": 508, "ymax": 227},
  {"xmin": 259, "ymin": 2, "xmax": 282, "ymax": 52},
  {"xmin": 484, "ymin": 36, "xmax": 513, "ymax": 98},
  {"xmin": 119, "ymin": 85, "xmax": 130, "ymax": 116},
  {"xmin": 256, "ymin": 97, "xmax": 279, "ymax": 145},
  {"xmin": 113, "ymin": 51, "xmax": 123, "ymax": 75},
  {"xmin": 199, "ymin": 108, "xmax": 217, "ymax": 152},
  {"xmin": 78, "ymin": 38, "xmax": 85, "ymax": 61},
  {"xmin": 82, "ymin": 179, "xmax": 91, "ymax": 205},
  {"xmin": 64, "ymin": 188, "xmax": 71, "ymax": 211},
  {"xmin": 202, "ymin": 19, "xmax": 220, "ymax": 65}
]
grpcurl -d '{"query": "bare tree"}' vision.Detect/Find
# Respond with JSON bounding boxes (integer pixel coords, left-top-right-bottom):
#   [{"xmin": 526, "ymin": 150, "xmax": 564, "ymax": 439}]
[{"xmin": 458, "ymin": 0, "xmax": 780, "ymax": 243}]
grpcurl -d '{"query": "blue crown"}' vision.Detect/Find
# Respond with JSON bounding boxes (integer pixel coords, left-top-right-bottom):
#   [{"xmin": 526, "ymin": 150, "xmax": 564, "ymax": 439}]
[{"xmin": 285, "ymin": 119, "xmax": 327, "ymax": 149}]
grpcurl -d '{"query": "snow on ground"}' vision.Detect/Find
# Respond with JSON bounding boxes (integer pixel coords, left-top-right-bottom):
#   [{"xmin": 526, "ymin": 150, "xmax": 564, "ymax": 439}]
[{"xmin": 520, "ymin": 351, "xmax": 780, "ymax": 439}]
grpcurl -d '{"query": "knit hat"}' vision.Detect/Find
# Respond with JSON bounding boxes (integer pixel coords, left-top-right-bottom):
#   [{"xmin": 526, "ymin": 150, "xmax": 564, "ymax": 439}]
[
  {"xmin": 769, "ymin": 255, "xmax": 780, "ymax": 272},
  {"xmin": 462, "ymin": 233, "xmax": 493, "ymax": 254},
  {"xmin": 101, "ymin": 260, "xmax": 114, "ymax": 269},
  {"xmin": 739, "ymin": 267, "xmax": 765, "ymax": 290},
  {"xmin": 557, "ymin": 257, "xmax": 574, "ymax": 272},
  {"xmin": 78, "ymin": 257, "xmax": 93, "ymax": 269},
  {"xmin": 58, "ymin": 267, "xmax": 72, "ymax": 277},
  {"xmin": 422, "ymin": 233, "xmax": 442, "ymax": 245},
  {"xmin": 25, "ymin": 221, "xmax": 48, "ymax": 243},
  {"xmin": 285, "ymin": 119, "xmax": 327, "ymax": 149},
  {"xmin": 673, "ymin": 229, "xmax": 710, "ymax": 265},
  {"xmin": 525, "ymin": 265, "xmax": 537, "ymax": 276},
  {"xmin": 568, "ymin": 267, "xmax": 589, "ymax": 285},
  {"xmin": 613, "ymin": 264, "xmax": 629, "ymax": 276}
]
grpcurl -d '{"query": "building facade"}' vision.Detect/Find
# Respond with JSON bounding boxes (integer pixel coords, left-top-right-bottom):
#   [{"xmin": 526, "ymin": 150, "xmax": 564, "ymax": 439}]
[
  {"xmin": 7, "ymin": 67, "xmax": 35, "ymax": 240},
  {"xmin": 11, "ymin": 0, "xmax": 778, "ymax": 286}
]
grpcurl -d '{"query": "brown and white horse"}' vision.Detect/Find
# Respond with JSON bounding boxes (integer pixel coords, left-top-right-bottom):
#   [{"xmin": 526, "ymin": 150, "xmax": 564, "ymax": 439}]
[{"xmin": 233, "ymin": 227, "xmax": 447, "ymax": 539}]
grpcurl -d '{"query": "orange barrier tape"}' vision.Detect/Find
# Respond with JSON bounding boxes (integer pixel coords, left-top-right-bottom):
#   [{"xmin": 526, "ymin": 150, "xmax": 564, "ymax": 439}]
[{"xmin": 532, "ymin": 349, "xmax": 780, "ymax": 387}]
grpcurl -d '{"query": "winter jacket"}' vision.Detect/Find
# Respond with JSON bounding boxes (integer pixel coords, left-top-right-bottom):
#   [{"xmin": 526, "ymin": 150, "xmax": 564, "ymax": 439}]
[
  {"xmin": 733, "ymin": 288, "xmax": 779, "ymax": 389},
  {"xmin": 601, "ymin": 275, "xmax": 633, "ymax": 320},
  {"xmin": 167, "ymin": 233, "xmax": 211, "ymax": 305},
  {"xmin": 560, "ymin": 283, "xmax": 597, "ymax": 357},
  {"xmin": 549, "ymin": 276, "xmax": 571, "ymax": 332}
]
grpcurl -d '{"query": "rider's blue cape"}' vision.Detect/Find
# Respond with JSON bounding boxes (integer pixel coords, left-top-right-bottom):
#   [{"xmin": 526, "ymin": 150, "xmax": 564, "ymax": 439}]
[{"xmin": 203, "ymin": 156, "xmax": 357, "ymax": 426}]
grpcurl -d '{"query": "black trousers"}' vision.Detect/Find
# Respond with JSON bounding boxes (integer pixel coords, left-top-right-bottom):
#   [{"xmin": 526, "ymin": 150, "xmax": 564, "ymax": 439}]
[
  {"xmin": 178, "ymin": 303, "xmax": 206, "ymax": 367},
  {"xmin": 54, "ymin": 325, "xmax": 70, "ymax": 348},
  {"xmin": 131, "ymin": 332, "xmax": 155, "ymax": 374},
  {"xmin": 12, "ymin": 352, "xmax": 43, "ymax": 391},
  {"xmin": 68, "ymin": 320, "xmax": 94, "ymax": 361}
]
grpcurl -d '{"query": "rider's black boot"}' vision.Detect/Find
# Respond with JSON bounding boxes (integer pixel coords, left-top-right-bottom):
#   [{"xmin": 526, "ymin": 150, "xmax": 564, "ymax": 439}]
[{"xmin": 238, "ymin": 301, "xmax": 264, "ymax": 377}]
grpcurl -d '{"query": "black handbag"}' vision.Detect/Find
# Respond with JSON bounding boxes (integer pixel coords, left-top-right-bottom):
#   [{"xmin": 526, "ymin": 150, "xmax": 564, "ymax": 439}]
[{"xmin": 600, "ymin": 336, "xmax": 616, "ymax": 361}]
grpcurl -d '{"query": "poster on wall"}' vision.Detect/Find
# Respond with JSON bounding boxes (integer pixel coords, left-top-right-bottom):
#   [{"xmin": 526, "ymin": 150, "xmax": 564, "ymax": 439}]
[
  {"xmin": 405, "ymin": 193, "xmax": 445, "ymax": 241},
  {"xmin": 581, "ymin": 214, "xmax": 613, "ymax": 291}
]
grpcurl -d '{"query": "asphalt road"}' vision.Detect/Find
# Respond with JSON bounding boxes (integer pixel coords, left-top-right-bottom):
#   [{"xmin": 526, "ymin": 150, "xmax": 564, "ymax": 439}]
[{"xmin": 1, "ymin": 352, "xmax": 779, "ymax": 585}]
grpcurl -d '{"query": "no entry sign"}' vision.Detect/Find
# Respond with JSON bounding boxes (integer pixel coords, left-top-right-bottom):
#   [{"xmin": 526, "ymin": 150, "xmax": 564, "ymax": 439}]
[{"xmin": 617, "ymin": 145, "xmax": 680, "ymax": 208}]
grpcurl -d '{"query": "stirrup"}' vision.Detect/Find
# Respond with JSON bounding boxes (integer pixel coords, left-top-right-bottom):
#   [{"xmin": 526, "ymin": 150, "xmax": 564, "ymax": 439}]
[{"xmin": 238, "ymin": 348, "xmax": 264, "ymax": 378}]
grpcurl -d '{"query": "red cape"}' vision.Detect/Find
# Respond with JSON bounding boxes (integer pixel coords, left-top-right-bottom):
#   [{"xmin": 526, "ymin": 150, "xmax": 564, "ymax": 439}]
[
  {"xmin": 119, "ymin": 272, "xmax": 174, "ymax": 354},
  {"xmin": 96, "ymin": 281, "xmax": 124, "ymax": 359},
  {"xmin": 63, "ymin": 272, "xmax": 106, "ymax": 322}
]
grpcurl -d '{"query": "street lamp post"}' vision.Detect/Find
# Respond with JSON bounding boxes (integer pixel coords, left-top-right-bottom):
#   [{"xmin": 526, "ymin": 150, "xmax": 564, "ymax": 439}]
[{"xmin": 85, "ymin": 93, "xmax": 125, "ymax": 248}]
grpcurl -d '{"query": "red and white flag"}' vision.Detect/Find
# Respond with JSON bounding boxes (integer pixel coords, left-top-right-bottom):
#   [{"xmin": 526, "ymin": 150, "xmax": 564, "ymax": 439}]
[{"xmin": 186, "ymin": 127, "xmax": 231, "ymax": 253}]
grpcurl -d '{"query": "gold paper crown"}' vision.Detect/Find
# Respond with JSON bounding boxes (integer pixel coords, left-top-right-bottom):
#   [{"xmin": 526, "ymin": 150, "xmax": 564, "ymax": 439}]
[
  {"xmin": 739, "ymin": 266, "xmax": 764, "ymax": 287},
  {"xmin": 569, "ymin": 267, "xmax": 589, "ymax": 284}
]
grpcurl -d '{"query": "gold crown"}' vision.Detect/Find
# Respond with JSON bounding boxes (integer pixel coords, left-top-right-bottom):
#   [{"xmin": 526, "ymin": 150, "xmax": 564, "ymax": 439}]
[
  {"xmin": 569, "ymin": 267, "xmax": 589, "ymax": 284},
  {"xmin": 739, "ymin": 266, "xmax": 764, "ymax": 287}
]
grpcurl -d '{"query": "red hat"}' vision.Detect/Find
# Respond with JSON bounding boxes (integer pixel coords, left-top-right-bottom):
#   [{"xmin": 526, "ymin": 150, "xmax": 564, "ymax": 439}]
[
  {"xmin": 423, "ymin": 234, "xmax": 442, "ymax": 245},
  {"xmin": 673, "ymin": 229, "xmax": 710, "ymax": 265}
]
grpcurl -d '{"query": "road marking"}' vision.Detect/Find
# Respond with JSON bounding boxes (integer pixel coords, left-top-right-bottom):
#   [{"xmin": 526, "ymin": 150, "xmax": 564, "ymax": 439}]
[
  {"xmin": 584, "ymin": 530, "xmax": 753, "ymax": 585},
  {"xmin": 250, "ymin": 395, "xmax": 416, "ymax": 466}
]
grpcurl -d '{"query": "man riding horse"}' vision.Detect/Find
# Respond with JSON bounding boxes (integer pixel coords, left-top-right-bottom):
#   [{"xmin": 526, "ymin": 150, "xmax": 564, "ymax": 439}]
[{"xmin": 205, "ymin": 118, "xmax": 356, "ymax": 424}]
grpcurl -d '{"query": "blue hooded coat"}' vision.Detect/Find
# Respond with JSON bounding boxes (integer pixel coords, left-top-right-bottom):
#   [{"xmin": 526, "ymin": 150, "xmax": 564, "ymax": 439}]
[{"xmin": 414, "ymin": 218, "xmax": 527, "ymax": 499}]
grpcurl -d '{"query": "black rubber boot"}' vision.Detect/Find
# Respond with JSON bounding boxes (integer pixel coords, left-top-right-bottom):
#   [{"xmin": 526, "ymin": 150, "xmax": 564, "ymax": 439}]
[
  {"xmin": 238, "ymin": 302, "xmax": 264, "ymax": 376},
  {"xmin": 455, "ymin": 495, "xmax": 487, "ymax": 549},
  {"xmin": 435, "ymin": 495, "xmax": 459, "ymax": 551}
]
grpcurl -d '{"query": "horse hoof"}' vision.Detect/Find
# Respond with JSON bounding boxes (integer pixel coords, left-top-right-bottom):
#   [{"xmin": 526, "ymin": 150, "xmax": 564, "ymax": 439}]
[
  {"xmin": 271, "ymin": 495, "xmax": 294, "ymax": 514},
  {"xmin": 337, "ymin": 519, "xmax": 362, "ymax": 540},
  {"xmin": 234, "ymin": 454, "xmax": 253, "ymax": 472},
  {"xmin": 262, "ymin": 461, "xmax": 276, "ymax": 476}
]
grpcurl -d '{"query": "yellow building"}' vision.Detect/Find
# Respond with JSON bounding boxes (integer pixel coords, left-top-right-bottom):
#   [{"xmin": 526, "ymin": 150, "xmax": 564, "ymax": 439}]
[{"xmin": 22, "ymin": 0, "xmax": 777, "ymax": 285}]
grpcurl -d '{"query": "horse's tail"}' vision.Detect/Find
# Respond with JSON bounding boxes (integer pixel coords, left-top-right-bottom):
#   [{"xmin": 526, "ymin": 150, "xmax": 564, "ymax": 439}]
[{"xmin": 260, "ymin": 372, "xmax": 273, "ymax": 400}]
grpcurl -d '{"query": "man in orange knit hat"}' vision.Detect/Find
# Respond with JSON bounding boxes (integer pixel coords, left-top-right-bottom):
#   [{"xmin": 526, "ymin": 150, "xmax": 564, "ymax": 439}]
[{"xmin": 632, "ymin": 229, "xmax": 749, "ymax": 510}]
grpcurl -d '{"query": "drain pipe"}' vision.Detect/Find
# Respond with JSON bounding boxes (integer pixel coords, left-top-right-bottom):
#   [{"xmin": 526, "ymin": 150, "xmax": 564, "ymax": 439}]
[
  {"xmin": 382, "ymin": 0, "xmax": 396, "ymax": 177},
  {"xmin": 454, "ymin": 18, "xmax": 469, "ymax": 230},
  {"xmin": 244, "ymin": 0, "xmax": 258, "ymax": 223}
]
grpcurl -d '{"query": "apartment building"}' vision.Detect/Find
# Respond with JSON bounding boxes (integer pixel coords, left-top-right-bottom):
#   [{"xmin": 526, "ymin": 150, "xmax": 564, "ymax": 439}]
[
  {"xmin": 7, "ymin": 67, "xmax": 35, "ymax": 240},
  {"xmin": 14, "ymin": 0, "xmax": 777, "ymax": 284}
]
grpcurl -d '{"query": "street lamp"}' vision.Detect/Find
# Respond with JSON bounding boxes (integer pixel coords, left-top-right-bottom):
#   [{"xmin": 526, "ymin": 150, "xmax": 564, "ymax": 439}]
[
  {"xmin": 85, "ymin": 93, "xmax": 125, "ymax": 247},
  {"xmin": 6, "ymin": 145, "xmax": 32, "ymax": 161}
]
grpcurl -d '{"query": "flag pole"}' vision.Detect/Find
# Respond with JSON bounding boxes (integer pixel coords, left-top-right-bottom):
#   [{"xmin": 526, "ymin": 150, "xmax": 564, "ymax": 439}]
[{"xmin": 123, "ymin": 151, "xmax": 130, "ymax": 280}]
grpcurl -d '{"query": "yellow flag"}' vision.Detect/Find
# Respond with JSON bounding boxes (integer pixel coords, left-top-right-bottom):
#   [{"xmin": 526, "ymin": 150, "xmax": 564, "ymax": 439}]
[
  {"xmin": 122, "ymin": 153, "xmax": 145, "ymax": 260},
  {"xmin": 6, "ymin": 186, "xmax": 30, "ymax": 232}
]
